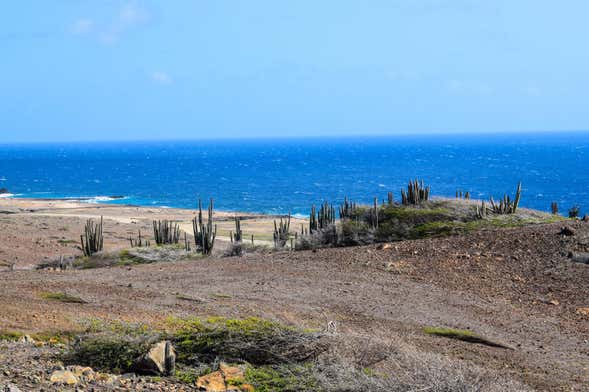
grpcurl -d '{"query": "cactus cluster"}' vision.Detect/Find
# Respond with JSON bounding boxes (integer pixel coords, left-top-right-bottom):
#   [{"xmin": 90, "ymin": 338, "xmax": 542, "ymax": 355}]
[
  {"xmin": 551, "ymin": 202, "xmax": 559, "ymax": 215},
  {"xmin": 80, "ymin": 216, "xmax": 103, "ymax": 256},
  {"xmin": 338, "ymin": 197, "xmax": 358, "ymax": 220},
  {"xmin": 489, "ymin": 182, "xmax": 521, "ymax": 215},
  {"xmin": 387, "ymin": 192, "xmax": 394, "ymax": 205},
  {"xmin": 401, "ymin": 179, "xmax": 430, "ymax": 205},
  {"xmin": 192, "ymin": 199, "xmax": 217, "ymax": 255},
  {"xmin": 368, "ymin": 197, "xmax": 379, "ymax": 229},
  {"xmin": 456, "ymin": 190, "xmax": 470, "ymax": 200},
  {"xmin": 129, "ymin": 229, "xmax": 150, "ymax": 248},
  {"xmin": 230, "ymin": 216, "xmax": 243, "ymax": 243},
  {"xmin": 273, "ymin": 214, "xmax": 291, "ymax": 248},
  {"xmin": 310, "ymin": 202, "xmax": 335, "ymax": 232},
  {"xmin": 153, "ymin": 220, "xmax": 181, "ymax": 245},
  {"xmin": 475, "ymin": 201, "xmax": 488, "ymax": 219}
]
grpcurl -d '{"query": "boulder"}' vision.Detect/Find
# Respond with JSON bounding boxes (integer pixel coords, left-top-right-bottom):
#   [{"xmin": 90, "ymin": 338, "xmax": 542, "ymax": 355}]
[
  {"xmin": 559, "ymin": 226, "xmax": 575, "ymax": 236},
  {"xmin": 17, "ymin": 335, "xmax": 34, "ymax": 344},
  {"xmin": 569, "ymin": 252, "xmax": 589, "ymax": 264},
  {"xmin": 50, "ymin": 370, "xmax": 79, "ymax": 385},
  {"xmin": 196, "ymin": 363, "xmax": 253, "ymax": 392},
  {"xmin": 133, "ymin": 340, "xmax": 176, "ymax": 376}
]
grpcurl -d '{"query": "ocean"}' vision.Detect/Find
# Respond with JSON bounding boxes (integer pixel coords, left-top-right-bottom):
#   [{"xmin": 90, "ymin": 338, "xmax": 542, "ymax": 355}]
[{"xmin": 1, "ymin": 133, "xmax": 588, "ymax": 216}]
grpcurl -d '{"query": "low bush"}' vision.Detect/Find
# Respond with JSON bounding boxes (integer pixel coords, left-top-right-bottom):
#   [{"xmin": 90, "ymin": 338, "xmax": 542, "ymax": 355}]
[{"xmin": 168, "ymin": 317, "xmax": 327, "ymax": 366}]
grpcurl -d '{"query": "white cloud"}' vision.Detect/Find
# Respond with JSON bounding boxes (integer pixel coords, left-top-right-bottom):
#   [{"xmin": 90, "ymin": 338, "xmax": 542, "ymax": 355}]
[
  {"xmin": 71, "ymin": 18, "xmax": 94, "ymax": 35},
  {"xmin": 150, "ymin": 71, "xmax": 173, "ymax": 85},
  {"xmin": 446, "ymin": 79, "xmax": 494, "ymax": 95},
  {"xmin": 72, "ymin": 2, "xmax": 150, "ymax": 45}
]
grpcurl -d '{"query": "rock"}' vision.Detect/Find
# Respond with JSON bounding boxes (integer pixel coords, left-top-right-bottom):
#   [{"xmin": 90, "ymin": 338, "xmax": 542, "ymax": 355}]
[
  {"xmin": 67, "ymin": 365, "xmax": 95, "ymax": 381},
  {"xmin": 1, "ymin": 383, "xmax": 22, "ymax": 392},
  {"xmin": 17, "ymin": 335, "xmax": 34, "ymax": 344},
  {"xmin": 50, "ymin": 370, "xmax": 79, "ymax": 385},
  {"xmin": 576, "ymin": 307, "xmax": 589, "ymax": 317},
  {"xmin": 559, "ymin": 226, "xmax": 575, "ymax": 236},
  {"xmin": 196, "ymin": 363, "xmax": 253, "ymax": 392},
  {"xmin": 133, "ymin": 340, "xmax": 176, "ymax": 376},
  {"xmin": 583, "ymin": 215, "xmax": 589, "ymax": 222},
  {"xmin": 569, "ymin": 252, "xmax": 589, "ymax": 264},
  {"xmin": 196, "ymin": 370, "xmax": 226, "ymax": 391}
]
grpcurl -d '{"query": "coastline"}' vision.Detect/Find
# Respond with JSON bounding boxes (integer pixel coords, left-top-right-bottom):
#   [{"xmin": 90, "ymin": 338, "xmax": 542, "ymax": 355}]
[{"xmin": 0, "ymin": 197, "xmax": 306, "ymax": 268}]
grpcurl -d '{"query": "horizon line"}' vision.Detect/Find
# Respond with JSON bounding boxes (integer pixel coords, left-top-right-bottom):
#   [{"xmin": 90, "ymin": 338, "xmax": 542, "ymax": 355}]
[{"xmin": 2, "ymin": 129, "xmax": 589, "ymax": 145}]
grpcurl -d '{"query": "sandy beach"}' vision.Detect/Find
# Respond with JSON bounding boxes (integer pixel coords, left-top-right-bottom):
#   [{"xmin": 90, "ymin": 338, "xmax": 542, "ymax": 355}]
[{"xmin": 0, "ymin": 198, "xmax": 306, "ymax": 269}]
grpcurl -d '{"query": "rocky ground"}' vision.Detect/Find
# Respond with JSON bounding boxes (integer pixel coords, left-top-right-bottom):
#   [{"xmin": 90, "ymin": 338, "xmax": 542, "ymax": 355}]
[{"xmin": 0, "ymin": 200, "xmax": 588, "ymax": 391}]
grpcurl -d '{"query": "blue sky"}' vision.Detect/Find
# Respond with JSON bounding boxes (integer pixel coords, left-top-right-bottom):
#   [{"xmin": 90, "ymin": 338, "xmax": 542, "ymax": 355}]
[{"xmin": 1, "ymin": 1, "xmax": 589, "ymax": 142}]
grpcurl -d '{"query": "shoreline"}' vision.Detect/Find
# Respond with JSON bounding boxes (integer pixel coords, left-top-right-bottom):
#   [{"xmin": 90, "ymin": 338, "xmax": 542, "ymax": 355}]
[{"xmin": 0, "ymin": 197, "xmax": 307, "ymax": 268}]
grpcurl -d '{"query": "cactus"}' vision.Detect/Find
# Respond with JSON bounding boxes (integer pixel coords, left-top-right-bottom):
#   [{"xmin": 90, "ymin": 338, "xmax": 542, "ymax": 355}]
[
  {"xmin": 81, "ymin": 216, "xmax": 103, "ymax": 256},
  {"xmin": 387, "ymin": 192, "xmax": 393, "ymax": 205},
  {"xmin": 231, "ymin": 216, "xmax": 243, "ymax": 243},
  {"xmin": 489, "ymin": 182, "xmax": 521, "ymax": 215},
  {"xmin": 401, "ymin": 179, "xmax": 430, "ymax": 205},
  {"xmin": 273, "ymin": 214, "xmax": 291, "ymax": 248},
  {"xmin": 368, "ymin": 197, "xmax": 379, "ymax": 229},
  {"xmin": 309, "ymin": 205, "xmax": 318, "ymax": 232},
  {"xmin": 192, "ymin": 199, "xmax": 217, "ymax": 255},
  {"xmin": 475, "ymin": 201, "xmax": 488, "ymax": 219},
  {"xmin": 129, "ymin": 229, "xmax": 150, "ymax": 248},
  {"xmin": 153, "ymin": 220, "xmax": 181, "ymax": 245},
  {"xmin": 338, "ymin": 197, "xmax": 357, "ymax": 220},
  {"xmin": 551, "ymin": 202, "xmax": 559, "ymax": 215},
  {"xmin": 318, "ymin": 202, "xmax": 335, "ymax": 229}
]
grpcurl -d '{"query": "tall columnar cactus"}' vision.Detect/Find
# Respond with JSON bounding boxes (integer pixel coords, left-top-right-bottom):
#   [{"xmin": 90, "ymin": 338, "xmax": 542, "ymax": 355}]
[
  {"xmin": 387, "ymin": 192, "xmax": 394, "ymax": 205},
  {"xmin": 489, "ymin": 182, "xmax": 522, "ymax": 215},
  {"xmin": 401, "ymin": 179, "xmax": 430, "ymax": 205},
  {"xmin": 81, "ymin": 216, "xmax": 103, "ymax": 256},
  {"xmin": 551, "ymin": 202, "xmax": 559, "ymax": 215},
  {"xmin": 273, "ymin": 214, "xmax": 291, "ymax": 248},
  {"xmin": 318, "ymin": 202, "xmax": 335, "ymax": 229},
  {"xmin": 475, "ymin": 201, "xmax": 488, "ymax": 219},
  {"xmin": 129, "ymin": 229, "xmax": 150, "ymax": 248},
  {"xmin": 338, "ymin": 197, "xmax": 357, "ymax": 220},
  {"xmin": 310, "ymin": 205, "xmax": 318, "ymax": 232},
  {"xmin": 231, "ymin": 216, "xmax": 243, "ymax": 243},
  {"xmin": 153, "ymin": 220, "xmax": 181, "ymax": 245},
  {"xmin": 192, "ymin": 198, "xmax": 217, "ymax": 255},
  {"xmin": 368, "ymin": 197, "xmax": 379, "ymax": 229}
]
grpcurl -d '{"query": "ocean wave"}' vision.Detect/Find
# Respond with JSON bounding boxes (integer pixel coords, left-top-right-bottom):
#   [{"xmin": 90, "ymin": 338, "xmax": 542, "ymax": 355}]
[
  {"xmin": 79, "ymin": 196, "xmax": 128, "ymax": 204},
  {"xmin": 0, "ymin": 193, "xmax": 16, "ymax": 198}
]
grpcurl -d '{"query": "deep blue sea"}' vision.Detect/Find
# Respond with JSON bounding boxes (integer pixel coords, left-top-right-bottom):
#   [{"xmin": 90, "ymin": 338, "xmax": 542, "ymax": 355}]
[{"xmin": 1, "ymin": 133, "xmax": 588, "ymax": 216}]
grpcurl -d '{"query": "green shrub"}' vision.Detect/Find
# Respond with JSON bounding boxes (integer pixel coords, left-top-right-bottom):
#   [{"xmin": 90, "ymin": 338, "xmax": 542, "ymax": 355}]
[
  {"xmin": 169, "ymin": 317, "xmax": 326, "ymax": 366},
  {"xmin": 65, "ymin": 332, "xmax": 161, "ymax": 373}
]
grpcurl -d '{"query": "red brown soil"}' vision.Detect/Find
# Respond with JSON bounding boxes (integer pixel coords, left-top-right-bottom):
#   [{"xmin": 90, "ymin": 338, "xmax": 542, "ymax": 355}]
[{"xmin": 0, "ymin": 203, "xmax": 588, "ymax": 390}]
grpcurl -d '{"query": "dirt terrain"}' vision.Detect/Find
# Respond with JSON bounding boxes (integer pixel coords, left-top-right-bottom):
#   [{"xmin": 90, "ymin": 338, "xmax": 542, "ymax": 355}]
[{"xmin": 0, "ymin": 199, "xmax": 588, "ymax": 391}]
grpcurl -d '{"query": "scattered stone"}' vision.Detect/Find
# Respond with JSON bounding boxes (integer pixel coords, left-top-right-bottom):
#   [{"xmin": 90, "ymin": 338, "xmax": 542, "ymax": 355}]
[
  {"xmin": 559, "ymin": 226, "xmax": 575, "ymax": 236},
  {"xmin": 196, "ymin": 363, "xmax": 253, "ymax": 392},
  {"xmin": 576, "ymin": 307, "xmax": 589, "ymax": 317},
  {"xmin": 67, "ymin": 365, "xmax": 95, "ymax": 381},
  {"xmin": 17, "ymin": 335, "xmax": 34, "ymax": 344},
  {"xmin": 378, "ymin": 243, "xmax": 393, "ymax": 250},
  {"xmin": 549, "ymin": 299, "xmax": 560, "ymax": 306},
  {"xmin": 569, "ymin": 252, "xmax": 589, "ymax": 264},
  {"xmin": 1, "ymin": 383, "xmax": 22, "ymax": 392},
  {"xmin": 583, "ymin": 215, "xmax": 589, "ymax": 222},
  {"xmin": 50, "ymin": 370, "xmax": 79, "ymax": 385},
  {"xmin": 133, "ymin": 340, "xmax": 176, "ymax": 376}
]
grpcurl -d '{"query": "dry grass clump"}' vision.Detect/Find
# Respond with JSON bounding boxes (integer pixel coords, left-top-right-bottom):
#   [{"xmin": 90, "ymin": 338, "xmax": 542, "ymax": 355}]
[{"xmin": 40, "ymin": 292, "xmax": 87, "ymax": 304}]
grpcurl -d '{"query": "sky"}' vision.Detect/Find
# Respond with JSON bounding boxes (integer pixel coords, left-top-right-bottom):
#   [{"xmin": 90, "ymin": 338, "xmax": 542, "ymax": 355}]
[{"xmin": 1, "ymin": 0, "xmax": 589, "ymax": 142}]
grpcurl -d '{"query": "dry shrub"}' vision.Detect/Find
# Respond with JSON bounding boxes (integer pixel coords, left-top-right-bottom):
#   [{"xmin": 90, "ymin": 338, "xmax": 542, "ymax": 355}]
[{"xmin": 312, "ymin": 335, "xmax": 531, "ymax": 392}]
